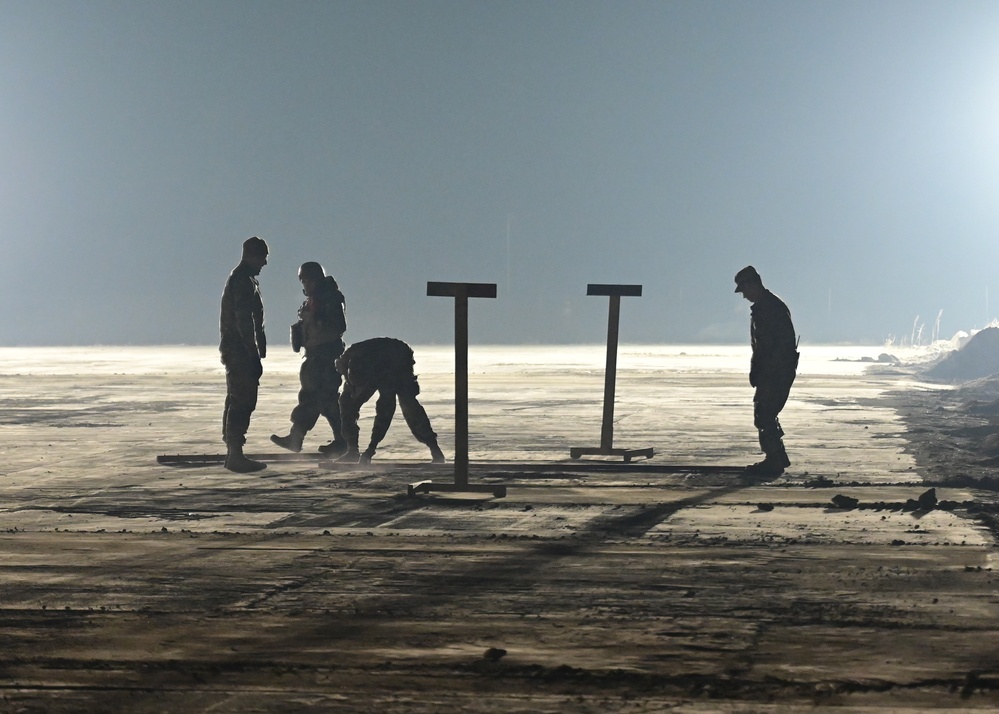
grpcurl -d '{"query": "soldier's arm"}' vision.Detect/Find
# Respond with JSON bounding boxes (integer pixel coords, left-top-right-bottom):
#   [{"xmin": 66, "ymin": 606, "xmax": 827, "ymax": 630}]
[{"xmin": 233, "ymin": 276, "xmax": 262, "ymax": 358}]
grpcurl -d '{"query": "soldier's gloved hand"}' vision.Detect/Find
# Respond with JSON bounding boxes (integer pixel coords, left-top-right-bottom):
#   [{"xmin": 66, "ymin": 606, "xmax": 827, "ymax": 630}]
[
  {"xmin": 258, "ymin": 336, "xmax": 267, "ymax": 359},
  {"xmin": 360, "ymin": 449, "xmax": 375, "ymax": 465},
  {"xmin": 252, "ymin": 358, "xmax": 263, "ymax": 379},
  {"xmin": 749, "ymin": 371, "xmax": 757, "ymax": 388}
]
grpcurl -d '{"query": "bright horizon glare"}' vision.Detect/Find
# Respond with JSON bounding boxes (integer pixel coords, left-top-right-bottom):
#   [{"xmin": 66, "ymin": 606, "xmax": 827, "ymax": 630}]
[{"xmin": 3, "ymin": 2, "xmax": 998, "ymax": 347}]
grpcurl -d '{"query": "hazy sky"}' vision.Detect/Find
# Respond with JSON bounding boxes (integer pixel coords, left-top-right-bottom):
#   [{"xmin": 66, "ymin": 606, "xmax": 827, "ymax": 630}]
[{"xmin": 3, "ymin": 1, "xmax": 998, "ymax": 347}]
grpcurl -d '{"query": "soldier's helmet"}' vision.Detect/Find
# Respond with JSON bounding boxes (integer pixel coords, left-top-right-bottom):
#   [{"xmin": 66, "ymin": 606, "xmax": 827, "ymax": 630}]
[
  {"xmin": 734, "ymin": 265, "xmax": 762, "ymax": 293},
  {"xmin": 298, "ymin": 262, "xmax": 325, "ymax": 281}
]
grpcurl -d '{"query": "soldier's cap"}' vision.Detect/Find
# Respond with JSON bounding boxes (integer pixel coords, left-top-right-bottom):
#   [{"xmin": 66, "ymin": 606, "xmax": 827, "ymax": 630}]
[
  {"xmin": 242, "ymin": 236, "xmax": 269, "ymax": 257},
  {"xmin": 734, "ymin": 265, "xmax": 762, "ymax": 292}
]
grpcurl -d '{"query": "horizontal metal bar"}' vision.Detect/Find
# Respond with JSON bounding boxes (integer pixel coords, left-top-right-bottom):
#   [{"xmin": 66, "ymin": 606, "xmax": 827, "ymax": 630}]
[
  {"xmin": 427, "ymin": 281, "xmax": 498, "ymax": 298},
  {"xmin": 586, "ymin": 284, "xmax": 642, "ymax": 297}
]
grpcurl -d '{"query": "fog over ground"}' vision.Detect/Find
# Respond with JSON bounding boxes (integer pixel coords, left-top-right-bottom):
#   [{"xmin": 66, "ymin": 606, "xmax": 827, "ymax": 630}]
[{"xmin": 2, "ymin": 1, "xmax": 998, "ymax": 347}]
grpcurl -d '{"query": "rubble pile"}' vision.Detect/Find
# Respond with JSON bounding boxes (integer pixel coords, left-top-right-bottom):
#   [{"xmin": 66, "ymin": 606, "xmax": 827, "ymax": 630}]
[{"xmin": 926, "ymin": 327, "xmax": 999, "ymax": 382}]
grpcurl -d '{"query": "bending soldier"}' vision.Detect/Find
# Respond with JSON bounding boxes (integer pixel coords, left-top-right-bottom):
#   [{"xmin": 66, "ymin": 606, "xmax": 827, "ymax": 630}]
[
  {"xmin": 219, "ymin": 236, "xmax": 269, "ymax": 473},
  {"xmin": 734, "ymin": 265, "xmax": 799, "ymax": 476},
  {"xmin": 272, "ymin": 262, "xmax": 349, "ymax": 455},
  {"xmin": 335, "ymin": 337, "xmax": 446, "ymax": 464}
]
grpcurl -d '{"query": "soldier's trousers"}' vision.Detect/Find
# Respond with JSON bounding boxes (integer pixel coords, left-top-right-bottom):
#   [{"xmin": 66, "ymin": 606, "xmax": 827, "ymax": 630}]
[
  {"xmin": 222, "ymin": 351, "xmax": 260, "ymax": 447},
  {"xmin": 290, "ymin": 343, "xmax": 344, "ymax": 439},
  {"xmin": 753, "ymin": 372, "xmax": 795, "ymax": 460},
  {"xmin": 339, "ymin": 378, "xmax": 438, "ymax": 453}
]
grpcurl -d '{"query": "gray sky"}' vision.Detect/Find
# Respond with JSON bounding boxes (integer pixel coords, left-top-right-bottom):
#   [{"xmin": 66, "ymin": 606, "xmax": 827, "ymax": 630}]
[{"xmin": 3, "ymin": 1, "xmax": 998, "ymax": 347}]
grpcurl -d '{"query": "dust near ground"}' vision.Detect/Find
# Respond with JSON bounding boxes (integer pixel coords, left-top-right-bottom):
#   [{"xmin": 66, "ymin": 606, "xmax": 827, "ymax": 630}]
[{"xmin": 0, "ymin": 345, "xmax": 996, "ymax": 712}]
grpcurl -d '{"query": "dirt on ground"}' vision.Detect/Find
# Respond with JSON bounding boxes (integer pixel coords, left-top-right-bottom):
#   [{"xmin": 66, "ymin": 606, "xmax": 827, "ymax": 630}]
[{"xmin": 0, "ymin": 346, "xmax": 997, "ymax": 712}]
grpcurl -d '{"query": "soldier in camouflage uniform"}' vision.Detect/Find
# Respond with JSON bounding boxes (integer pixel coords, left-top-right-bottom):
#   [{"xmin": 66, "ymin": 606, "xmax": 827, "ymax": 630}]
[
  {"xmin": 219, "ymin": 237, "xmax": 269, "ymax": 473},
  {"xmin": 734, "ymin": 265, "xmax": 799, "ymax": 476},
  {"xmin": 334, "ymin": 337, "xmax": 446, "ymax": 464},
  {"xmin": 271, "ymin": 262, "xmax": 349, "ymax": 455}
]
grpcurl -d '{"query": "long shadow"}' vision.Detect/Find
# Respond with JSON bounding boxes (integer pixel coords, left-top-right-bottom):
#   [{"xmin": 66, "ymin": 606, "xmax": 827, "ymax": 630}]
[
  {"xmin": 267, "ymin": 481, "xmax": 749, "ymax": 635},
  {"xmin": 63, "ymin": 477, "xmax": 757, "ymax": 707}
]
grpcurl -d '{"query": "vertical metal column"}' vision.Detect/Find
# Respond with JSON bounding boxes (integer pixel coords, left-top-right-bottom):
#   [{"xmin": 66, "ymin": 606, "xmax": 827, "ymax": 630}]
[
  {"xmin": 600, "ymin": 294, "xmax": 622, "ymax": 451},
  {"xmin": 453, "ymin": 286, "xmax": 470, "ymax": 486},
  {"xmin": 409, "ymin": 281, "xmax": 505, "ymax": 497},
  {"xmin": 570, "ymin": 283, "xmax": 654, "ymax": 462}
]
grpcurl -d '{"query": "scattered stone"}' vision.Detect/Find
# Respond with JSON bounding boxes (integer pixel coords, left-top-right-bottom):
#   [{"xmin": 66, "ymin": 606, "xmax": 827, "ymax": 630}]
[
  {"xmin": 757, "ymin": 503, "xmax": 774, "ymax": 512},
  {"xmin": 483, "ymin": 647, "xmax": 507, "ymax": 661},
  {"xmin": 917, "ymin": 488, "xmax": 938, "ymax": 511},
  {"xmin": 831, "ymin": 494, "xmax": 859, "ymax": 510}
]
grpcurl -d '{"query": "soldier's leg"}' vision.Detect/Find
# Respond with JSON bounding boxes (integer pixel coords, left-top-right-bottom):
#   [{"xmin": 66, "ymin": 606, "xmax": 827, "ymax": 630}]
[
  {"xmin": 224, "ymin": 356, "xmax": 265, "ymax": 473},
  {"xmin": 752, "ymin": 379, "xmax": 793, "ymax": 471},
  {"xmin": 335, "ymin": 383, "xmax": 375, "ymax": 462},
  {"xmin": 318, "ymin": 362, "xmax": 345, "ymax": 445},
  {"xmin": 290, "ymin": 355, "xmax": 324, "ymax": 432},
  {"xmin": 398, "ymin": 378, "xmax": 445, "ymax": 463},
  {"xmin": 362, "ymin": 389, "xmax": 397, "ymax": 463},
  {"xmin": 271, "ymin": 354, "xmax": 319, "ymax": 453},
  {"xmin": 301, "ymin": 344, "xmax": 346, "ymax": 455},
  {"xmin": 770, "ymin": 373, "xmax": 794, "ymax": 466},
  {"xmin": 222, "ymin": 392, "xmax": 231, "ymax": 444},
  {"xmin": 224, "ymin": 360, "xmax": 258, "ymax": 448}
]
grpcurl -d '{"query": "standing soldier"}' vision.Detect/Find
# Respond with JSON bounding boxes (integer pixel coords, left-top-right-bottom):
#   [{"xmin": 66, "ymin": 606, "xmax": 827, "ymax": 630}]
[
  {"xmin": 734, "ymin": 266, "xmax": 799, "ymax": 476},
  {"xmin": 220, "ymin": 237, "xmax": 269, "ymax": 473},
  {"xmin": 271, "ymin": 262, "xmax": 348, "ymax": 455},
  {"xmin": 334, "ymin": 337, "xmax": 446, "ymax": 464}
]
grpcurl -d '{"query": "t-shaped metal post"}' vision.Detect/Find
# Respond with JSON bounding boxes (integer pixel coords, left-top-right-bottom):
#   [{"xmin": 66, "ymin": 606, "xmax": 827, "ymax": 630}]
[
  {"xmin": 569, "ymin": 284, "xmax": 654, "ymax": 462},
  {"xmin": 408, "ymin": 281, "xmax": 505, "ymax": 497}
]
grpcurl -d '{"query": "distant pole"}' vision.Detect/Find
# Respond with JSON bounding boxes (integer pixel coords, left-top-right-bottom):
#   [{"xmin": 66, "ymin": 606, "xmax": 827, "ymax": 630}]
[{"xmin": 506, "ymin": 215, "xmax": 512, "ymax": 294}]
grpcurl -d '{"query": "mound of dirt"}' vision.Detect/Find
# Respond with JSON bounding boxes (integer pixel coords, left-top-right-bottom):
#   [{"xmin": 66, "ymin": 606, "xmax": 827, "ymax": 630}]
[{"xmin": 925, "ymin": 327, "xmax": 999, "ymax": 383}]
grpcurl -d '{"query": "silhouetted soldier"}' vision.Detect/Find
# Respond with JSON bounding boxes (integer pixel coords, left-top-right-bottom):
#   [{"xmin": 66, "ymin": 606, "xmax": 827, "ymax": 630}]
[
  {"xmin": 335, "ymin": 337, "xmax": 446, "ymax": 464},
  {"xmin": 271, "ymin": 262, "xmax": 349, "ymax": 455},
  {"xmin": 220, "ymin": 237, "xmax": 269, "ymax": 473},
  {"xmin": 734, "ymin": 266, "xmax": 799, "ymax": 475}
]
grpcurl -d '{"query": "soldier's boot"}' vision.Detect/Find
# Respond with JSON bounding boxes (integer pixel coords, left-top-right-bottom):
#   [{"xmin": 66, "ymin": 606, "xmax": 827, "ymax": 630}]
[
  {"xmin": 335, "ymin": 447, "xmax": 361, "ymax": 464},
  {"xmin": 428, "ymin": 442, "xmax": 446, "ymax": 464},
  {"xmin": 771, "ymin": 420, "xmax": 791, "ymax": 469},
  {"xmin": 359, "ymin": 447, "xmax": 376, "ymax": 465},
  {"xmin": 745, "ymin": 459, "xmax": 784, "ymax": 476},
  {"xmin": 225, "ymin": 444, "xmax": 266, "ymax": 473},
  {"xmin": 318, "ymin": 439, "xmax": 349, "ymax": 457},
  {"xmin": 317, "ymin": 412, "xmax": 348, "ymax": 457},
  {"xmin": 775, "ymin": 440, "xmax": 791, "ymax": 469},
  {"xmin": 747, "ymin": 431, "xmax": 787, "ymax": 475},
  {"xmin": 270, "ymin": 424, "xmax": 307, "ymax": 453}
]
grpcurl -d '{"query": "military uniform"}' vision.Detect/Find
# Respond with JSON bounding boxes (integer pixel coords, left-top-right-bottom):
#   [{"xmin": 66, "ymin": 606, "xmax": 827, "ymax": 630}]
[
  {"xmin": 289, "ymin": 276, "xmax": 347, "ymax": 443},
  {"xmin": 335, "ymin": 337, "xmax": 445, "ymax": 463},
  {"xmin": 220, "ymin": 260, "xmax": 266, "ymax": 451},
  {"xmin": 749, "ymin": 288, "xmax": 798, "ymax": 468}
]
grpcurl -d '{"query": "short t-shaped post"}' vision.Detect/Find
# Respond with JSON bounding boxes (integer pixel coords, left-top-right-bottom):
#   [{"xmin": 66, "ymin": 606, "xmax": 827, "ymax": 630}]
[
  {"xmin": 569, "ymin": 284, "xmax": 654, "ymax": 462},
  {"xmin": 408, "ymin": 281, "xmax": 505, "ymax": 497}
]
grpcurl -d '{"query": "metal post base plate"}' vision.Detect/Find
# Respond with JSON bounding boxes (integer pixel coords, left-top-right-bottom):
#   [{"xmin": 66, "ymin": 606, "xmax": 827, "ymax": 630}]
[
  {"xmin": 408, "ymin": 480, "xmax": 507, "ymax": 498},
  {"xmin": 568, "ymin": 446, "xmax": 655, "ymax": 462}
]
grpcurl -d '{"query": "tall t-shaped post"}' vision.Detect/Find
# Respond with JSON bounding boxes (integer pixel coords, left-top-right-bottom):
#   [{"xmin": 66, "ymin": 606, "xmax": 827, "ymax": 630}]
[
  {"xmin": 408, "ymin": 281, "xmax": 505, "ymax": 497},
  {"xmin": 570, "ymin": 284, "xmax": 654, "ymax": 462}
]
